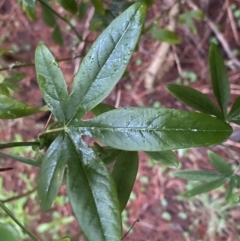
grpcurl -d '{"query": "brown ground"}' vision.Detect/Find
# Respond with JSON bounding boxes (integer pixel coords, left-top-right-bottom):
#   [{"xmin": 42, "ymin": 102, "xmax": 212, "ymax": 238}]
[{"xmin": 1, "ymin": 0, "xmax": 240, "ymax": 240}]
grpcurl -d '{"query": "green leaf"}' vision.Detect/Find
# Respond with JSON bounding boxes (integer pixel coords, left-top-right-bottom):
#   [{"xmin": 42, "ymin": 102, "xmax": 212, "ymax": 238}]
[
  {"xmin": 66, "ymin": 130, "xmax": 122, "ymax": 241},
  {"xmin": 0, "ymin": 223, "xmax": 18, "ymax": 241},
  {"xmin": 146, "ymin": 150, "xmax": 179, "ymax": 167},
  {"xmin": 52, "ymin": 25, "xmax": 64, "ymax": 46},
  {"xmin": 55, "ymin": 237, "xmax": 71, "ymax": 241},
  {"xmin": 209, "ymin": 43, "xmax": 230, "ymax": 118},
  {"xmin": 35, "ymin": 43, "xmax": 69, "ymax": 125},
  {"xmin": 79, "ymin": 108, "xmax": 232, "ymax": 151},
  {"xmin": 21, "ymin": 0, "xmax": 36, "ymax": 21},
  {"xmin": 38, "ymin": 132, "xmax": 68, "ymax": 211},
  {"xmin": 90, "ymin": 0, "xmax": 105, "ymax": 15},
  {"xmin": 208, "ymin": 151, "xmax": 232, "ymax": 175},
  {"xmin": 0, "ymin": 151, "xmax": 40, "ymax": 167},
  {"xmin": 112, "ymin": 151, "xmax": 138, "ymax": 211},
  {"xmin": 4, "ymin": 73, "xmax": 25, "ymax": 83},
  {"xmin": 184, "ymin": 177, "xmax": 227, "ymax": 197},
  {"xmin": 151, "ymin": 29, "xmax": 181, "ymax": 44},
  {"xmin": 225, "ymin": 176, "xmax": 236, "ymax": 202},
  {"xmin": 91, "ymin": 103, "xmax": 115, "ymax": 116},
  {"xmin": 40, "ymin": 0, "xmax": 57, "ymax": 27},
  {"xmin": 78, "ymin": 2, "xmax": 89, "ymax": 20},
  {"xmin": 174, "ymin": 170, "xmax": 226, "ymax": 181},
  {"xmin": 58, "ymin": 0, "xmax": 77, "ymax": 14},
  {"xmin": 0, "ymin": 94, "xmax": 42, "ymax": 119},
  {"xmin": 227, "ymin": 96, "xmax": 240, "ymax": 124},
  {"xmin": 166, "ymin": 84, "xmax": 223, "ymax": 119},
  {"xmin": 68, "ymin": 2, "xmax": 146, "ymax": 124}
]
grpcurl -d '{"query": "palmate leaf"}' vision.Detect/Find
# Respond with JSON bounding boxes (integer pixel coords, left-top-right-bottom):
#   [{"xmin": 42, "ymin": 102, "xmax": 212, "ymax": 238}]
[
  {"xmin": 77, "ymin": 108, "xmax": 232, "ymax": 151},
  {"xmin": 67, "ymin": 2, "xmax": 146, "ymax": 125},
  {"xmin": 166, "ymin": 84, "xmax": 223, "ymax": 119},
  {"xmin": 112, "ymin": 151, "xmax": 138, "ymax": 212},
  {"xmin": 66, "ymin": 130, "xmax": 121, "ymax": 241},
  {"xmin": 35, "ymin": 43, "xmax": 69, "ymax": 125},
  {"xmin": 38, "ymin": 132, "xmax": 68, "ymax": 211},
  {"xmin": 0, "ymin": 94, "xmax": 42, "ymax": 119},
  {"xmin": 209, "ymin": 44, "xmax": 230, "ymax": 118}
]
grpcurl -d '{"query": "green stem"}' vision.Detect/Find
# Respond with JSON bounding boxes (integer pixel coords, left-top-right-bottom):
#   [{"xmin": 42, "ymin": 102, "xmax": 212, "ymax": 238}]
[
  {"xmin": 37, "ymin": 0, "xmax": 82, "ymax": 41},
  {"xmin": 0, "ymin": 54, "xmax": 83, "ymax": 72},
  {"xmin": 1, "ymin": 187, "xmax": 37, "ymax": 203},
  {"xmin": 0, "ymin": 201, "xmax": 39, "ymax": 241},
  {"xmin": 38, "ymin": 127, "xmax": 65, "ymax": 138},
  {"xmin": 0, "ymin": 141, "xmax": 39, "ymax": 149}
]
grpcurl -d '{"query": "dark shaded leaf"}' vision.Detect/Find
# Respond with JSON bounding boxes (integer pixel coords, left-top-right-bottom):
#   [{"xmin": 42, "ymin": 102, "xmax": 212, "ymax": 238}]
[
  {"xmin": 184, "ymin": 177, "xmax": 227, "ymax": 197},
  {"xmin": 91, "ymin": 103, "xmax": 115, "ymax": 116},
  {"xmin": 79, "ymin": 108, "xmax": 232, "ymax": 151},
  {"xmin": 68, "ymin": 2, "xmax": 146, "ymax": 124},
  {"xmin": 35, "ymin": 43, "xmax": 69, "ymax": 124},
  {"xmin": 112, "ymin": 151, "xmax": 138, "ymax": 211},
  {"xmin": 166, "ymin": 84, "xmax": 222, "ymax": 118},
  {"xmin": 38, "ymin": 132, "xmax": 68, "ymax": 211},
  {"xmin": 146, "ymin": 150, "xmax": 179, "ymax": 167},
  {"xmin": 151, "ymin": 29, "xmax": 180, "ymax": 44},
  {"xmin": 40, "ymin": 0, "xmax": 56, "ymax": 27},
  {"xmin": 174, "ymin": 170, "xmax": 226, "ymax": 181},
  {"xmin": 52, "ymin": 25, "xmax": 64, "ymax": 46},
  {"xmin": 91, "ymin": 0, "xmax": 105, "ymax": 15},
  {"xmin": 208, "ymin": 151, "xmax": 232, "ymax": 175},
  {"xmin": 0, "ymin": 94, "xmax": 42, "ymax": 119},
  {"xmin": 66, "ymin": 130, "xmax": 122, "ymax": 241},
  {"xmin": 78, "ymin": 2, "xmax": 89, "ymax": 20},
  {"xmin": 209, "ymin": 44, "xmax": 230, "ymax": 118},
  {"xmin": 58, "ymin": 0, "xmax": 77, "ymax": 14},
  {"xmin": 227, "ymin": 96, "xmax": 240, "ymax": 124}
]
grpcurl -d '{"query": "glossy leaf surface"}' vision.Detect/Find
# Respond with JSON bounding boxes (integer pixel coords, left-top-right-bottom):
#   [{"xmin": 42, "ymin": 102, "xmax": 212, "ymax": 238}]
[
  {"xmin": 209, "ymin": 44, "xmax": 230, "ymax": 118},
  {"xmin": 58, "ymin": 0, "xmax": 77, "ymax": 14},
  {"xmin": 66, "ymin": 130, "xmax": 121, "ymax": 241},
  {"xmin": 227, "ymin": 96, "xmax": 240, "ymax": 124},
  {"xmin": 184, "ymin": 177, "xmax": 227, "ymax": 197},
  {"xmin": 68, "ymin": 2, "xmax": 146, "ymax": 124},
  {"xmin": 35, "ymin": 43, "xmax": 69, "ymax": 124},
  {"xmin": 146, "ymin": 151, "xmax": 179, "ymax": 167},
  {"xmin": 38, "ymin": 132, "xmax": 68, "ymax": 211},
  {"xmin": 174, "ymin": 170, "xmax": 226, "ymax": 181},
  {"xmin": 0, "ymin": 94, "xmax": 42, "ymax": 119},
  {"xmin": 208, "ymin": 151, "xmax": 232, "ymax": 175},
  {"xmin": 166, "ymin": 84, "xmax": 222, "ymax": 118},
  {"xmin": 112, "ymin": 151, "xmax": 138, "ymax": 211},
  {"xmin": 79, "ymin": 108, "xmax": 232, "ymax": 151}
]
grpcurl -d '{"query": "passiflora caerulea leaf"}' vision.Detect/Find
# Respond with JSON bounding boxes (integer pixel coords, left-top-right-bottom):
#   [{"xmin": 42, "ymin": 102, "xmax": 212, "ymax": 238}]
[
  {"xmin": 183, "ymin": 177, "xmax": 227, "ymax": 197},
  {"xmin": 227, "ymin": 96, "xmax": 240, "ymax": 124},
  {"xmin": 35, "ymin": 43, "xmax": 69, "ymax": 125},
  {"xmin": 209, "ymin": 44, "xmax": 230, "ymax": 118},
  {"xmin": 112, "ymin": 151, "xmax": 138, "ymax": 212},
  {"xmin": 208, "ymin": 151, "xmax": 232, "ymax": 175},
  {"xmin": 146, "ymin": 150, "xmax": 179, "ymax": 167},
  {"xmin": 0, "ymin": 94, "xmax": 42, "ymax": 119},
  {"xmin": 78, "ymin": 108, "xmax": 232, "ymax": 151},
  {"xmin": 174, "ymin": 170, "xmax": 226, "ymax": 182},
  {"xmin": 91, "ymin": 103, "xmax": 115, "ymax": 116},
  {"xmin": 166, "ymin": 84, "xmax": 222, "ymax": 119},
  {"xmin": 67, "ymin": 2, "xmax": 146, "ymax": 125},
  {"xmin": 66, "ymin": 130, "xmax": 121, "ymax": 241},
  {"xmin": 38, "ymin": 132, "xmax": 68, "ymax": 211}
]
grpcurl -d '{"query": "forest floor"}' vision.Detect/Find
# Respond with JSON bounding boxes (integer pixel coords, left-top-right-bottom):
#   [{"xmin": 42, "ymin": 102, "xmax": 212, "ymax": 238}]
[{"xmin": 1, "ymin": 0, "xmax": 240, "ymax": 240}]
